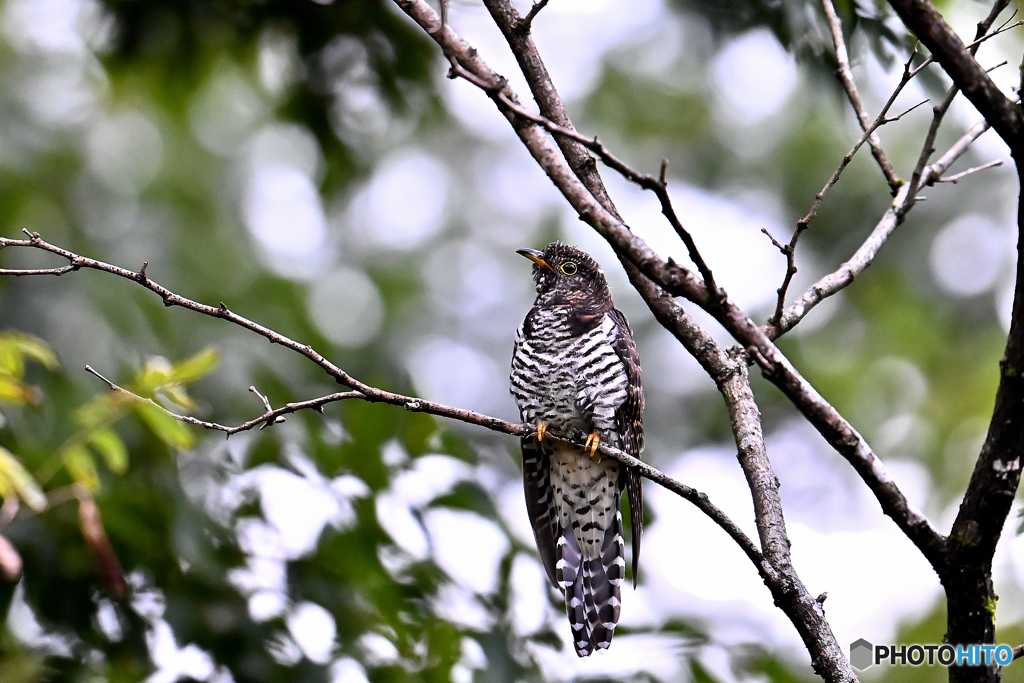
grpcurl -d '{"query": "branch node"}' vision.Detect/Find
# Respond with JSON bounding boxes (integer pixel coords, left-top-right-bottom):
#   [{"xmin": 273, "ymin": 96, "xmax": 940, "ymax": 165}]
[
  {"xmin": 249, "ymin": 386, "xmax": 274, "ymax": 413},
  {"xmin": 658, "ymin": 158, "xmax": 668, "ymax": 187},
  {"xmin": 139, "ymin": 261, "xmax": 148, "ymax": 283},
  {"xmin": 760, "ymin": 227, "xmax": 786, "ymax": 253},
  {"xmin": 746, "ymin": 346, "xmax": 776, "ymax": 374},
  {"xmin": 84, "ymin": 365, "xmax": 117, "ymax": 391},
  {"xmin": 515, "ymin": 0, "xmax": 549, "ymax": 34}
]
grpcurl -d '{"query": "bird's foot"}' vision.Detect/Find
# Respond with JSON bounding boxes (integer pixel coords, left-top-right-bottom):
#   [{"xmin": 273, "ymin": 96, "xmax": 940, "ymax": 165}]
[
  {"xmin": 584, "ymin": 432, "xmax": 601, "ymax": 461},
  {"xmin": 535, "ymin": 421, "xmax": 548, "ymax": 443}
]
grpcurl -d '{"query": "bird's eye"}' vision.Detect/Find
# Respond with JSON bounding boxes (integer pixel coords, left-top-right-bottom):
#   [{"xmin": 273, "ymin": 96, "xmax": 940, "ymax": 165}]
[{"xmin": 560, "ymin": 262, "xmax": 578, "ymax": 275}]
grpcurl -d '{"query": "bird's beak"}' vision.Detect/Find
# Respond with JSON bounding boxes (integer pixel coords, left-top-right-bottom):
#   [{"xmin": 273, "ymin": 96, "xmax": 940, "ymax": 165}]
[{"xmin": 517, "ymin": 248, "xmax": 556, "ymax": 273}]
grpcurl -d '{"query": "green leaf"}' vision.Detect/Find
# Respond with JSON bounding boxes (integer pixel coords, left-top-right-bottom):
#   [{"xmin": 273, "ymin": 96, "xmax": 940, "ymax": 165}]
[
  {"xmin": 134, "ymin": 402, "xmax": 196, "ymax": 450},
  {"xmin": 64, "ymin": 444, "xmax": 100, "ymax": 491},
  {"xmin": 0, "ymin": 333, "xmax": 59, "ymax": 379},
  {"xmin": 0, "ymin": 346, "xmax": 23, "ymax": 379},
  {"xmin": 3, "ymin": 333, "xmax": 59, "ymax": 371},
  {"xmin": 74, "ymin": 393, "xmax": 133, "ymax": 429},
  {"xmin": 159, "ymin": 385, "xmax": 197, "ymax": 412},
  {"xmin": 87, "ymin": 428, "xmax": 129, "ymax": 475},
  {"xmin": 0, "ymin": 447, "xmax": 47, "ymax": 511},
  {"xmin": 168, "ymin": 348, "xmax": 219, "ymax": 384},
  {"xmin": 0, "ymin": 376, "xmax": 40, "ymax": 406},
  {"xmin": 136, "ymin": 356, "xmax": 173, "ymax": 394}
]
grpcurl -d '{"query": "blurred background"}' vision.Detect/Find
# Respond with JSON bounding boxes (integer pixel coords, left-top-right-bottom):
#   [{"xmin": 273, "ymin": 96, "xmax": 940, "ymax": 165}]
[{"xmin": 0, "ymin": 0, "xmax": 1019, "ymax": 680}]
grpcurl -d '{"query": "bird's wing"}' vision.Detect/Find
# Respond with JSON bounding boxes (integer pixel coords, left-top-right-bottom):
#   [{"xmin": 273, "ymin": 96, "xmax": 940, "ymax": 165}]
[
  {"xmin": 608, "ymin": 308, "xmax": 644, "ymax": 586},
  {"xmin": 512, "ymin": 317, "xmax": 561, "ymax": 588},
  {"xmin": 521, "ymin": 436, "xmax": 560, "ymax": 588}
]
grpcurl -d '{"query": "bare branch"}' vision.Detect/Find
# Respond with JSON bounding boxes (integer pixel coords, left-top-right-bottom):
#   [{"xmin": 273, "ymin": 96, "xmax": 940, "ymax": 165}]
[
  {"xmin": 395, "ymin": 0, "xmax": 945, "ymax": 581},
  {"xmin": 935, "ymin": 159, "xmax": 1003, "ymax": 183},
  {"xmin": 0, "ymin": 233, "xmax": 519, "ymax": 436},
  {"xmin": 925, "ymin": 119, "xmax": 994, "ymax": 185},
  {"xmin": 0, "ymin": 265, "xmax": 78, "ymax": 276},
  {"xmin": 769, "ymin": 114, "xmax": 999, "ymax": 339},
  {"xmin": 767, "ymin": 51, "xmax": 925, "ymax": 330},
  {"xmin": 488, "ymin": 92, "xmax": 720, "ymax": 293},
  {"xmin": 515, "ymin": 0, "xmax": 549, "ymax": 34},
  {"xmin": 766, "ymin": 3, "xmax": 1013, "ymax": 338},
  {"xmin": 623, "ymin": 262, "xmax": 852, "ymax": 680},
  {"xmin": 0, "ymin": 233, "xmax": 771, "ymax": 588},
  {"xmin": 767, "ymin": 184, "xmax": 910, "ymax": 339},
  {"xmin": 248, "ymin": 385, "xmax": 273, "ymax": 413},
  {"xmin": 821, "ymin": 0, "xmax": 899, "ymax": 188},
  {"xmin": 85, "ymin": 365, "xmax": 361, "ymax": 435},
  {"xmin": 887, "ymin": 0, "xmax": 1024, "ymax": 150}
]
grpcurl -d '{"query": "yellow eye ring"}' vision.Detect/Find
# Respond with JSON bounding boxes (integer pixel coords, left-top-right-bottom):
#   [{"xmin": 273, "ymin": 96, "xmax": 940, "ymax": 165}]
[{"xmin": 560, "ymin": 261, "xmax": 578, "ymax": 275}]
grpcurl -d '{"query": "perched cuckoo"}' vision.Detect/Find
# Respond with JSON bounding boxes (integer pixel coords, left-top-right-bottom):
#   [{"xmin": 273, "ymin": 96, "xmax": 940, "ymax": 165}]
[{"xmin": 510, "ymin": 242, "xmax": 644, "ymax": 656}]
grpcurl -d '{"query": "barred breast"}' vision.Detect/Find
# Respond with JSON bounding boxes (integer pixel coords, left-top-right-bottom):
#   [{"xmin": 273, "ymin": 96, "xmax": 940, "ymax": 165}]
[
  {"xmin": 511, "ymin": 308, "xmax": 629, "ymax": 558},
  {"xmin": 510, "ymin": 308, "xmax": 629, "ymax": 443}
]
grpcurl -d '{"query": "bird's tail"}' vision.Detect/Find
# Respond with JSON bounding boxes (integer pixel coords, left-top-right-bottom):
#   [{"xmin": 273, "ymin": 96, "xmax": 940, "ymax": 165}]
[{"xmin": 556, "ymin": 512, "xmax": 625, "ymax": 657}]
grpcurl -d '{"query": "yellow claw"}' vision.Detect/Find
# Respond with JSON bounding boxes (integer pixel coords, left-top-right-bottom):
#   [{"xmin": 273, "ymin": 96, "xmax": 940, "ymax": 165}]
[
  {"xmin": 536, "ymin": 422, "xmax": 548, "ymax": 443},
  {"xmin": 584, "ymin": 432, "xmax": 601, "ymax": 461}
]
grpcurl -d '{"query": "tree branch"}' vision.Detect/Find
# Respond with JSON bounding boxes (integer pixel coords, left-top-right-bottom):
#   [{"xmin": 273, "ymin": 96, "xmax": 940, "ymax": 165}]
[
  {"xmin": 765, "ymin": 13, "xmax": 1016, "ymax": 335},
  {"xmin": 84, "ymin": 364, "xmax": 363, "ymax": 435},
  {"xmin": 0, "ymin": 233, "xmax": 773, "ymax": 592},
  {"xmin": 886, "ymin": 0, "xmax": 1024, "ymax": 151},
  {"xmin": 396, "ymin": 0, "xmax": 945, "ymax": 587},
  {"xmin": 514, "ymin": 0, "xmax": 549, "ymax": 34},
  {"xmin": 0, "ymin": 231, "xmax": 517, "ymax": 435},
  {"xmin": 767, "ymin": 47, "xmax": 928, "ymax": 330},
  {"xmin": 767, "ymin": 115, "xmax": 999, "ymax": 339},
  {"xmin": 942, "ymin": 133, "xmax": 1024, "ymax": 683},
  {"xmin": 623, "ymin": 264, "xmax": 853, "ymax": 680},
  {"xmin": 821, "ymin": 0, "xmax": 899, "ymax": 189}
]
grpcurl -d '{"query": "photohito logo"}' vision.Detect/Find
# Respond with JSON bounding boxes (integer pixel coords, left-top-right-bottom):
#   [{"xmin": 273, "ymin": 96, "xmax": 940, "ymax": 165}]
[{"xmin": 850, "ymin": 639, "xmax": 1013, "ymax": 670}]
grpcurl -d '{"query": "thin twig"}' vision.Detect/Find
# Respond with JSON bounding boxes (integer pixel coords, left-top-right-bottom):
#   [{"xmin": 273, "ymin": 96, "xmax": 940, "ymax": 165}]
[
  {"xmin": 0, "ymin": 235, "xmax": 763, "ymax": 576},
  {"xmin": 905, "ymin": 52, "xmax": 1011, "ymax": 214},
  {"xmin": 767, "ymin": 20, "xmax": 1010, "ymax": 338},
  {"xmin": 936, "ymin": 159, "xmax": 1003, "ymax": 183},
  {"xmin": 0, "ymin": 232, "xmax": 522, "ymax": 437},
  {"xmin": 81, "ymin": 342, "xmax": 766, "ymax": 572},
  {"xmin": 85, "ymin": 364, "xmax": 362, "ymax": 435},
  {"xmin": 249, "ymin": 385, "xmax": 272, "ymax": 412},
  {"xmin": 925, "ymin": 118, "xmax": 993, "ymax": 185},
  {"xmin": 485, "ymin": 90, "xmax": 721, "ymax": 295},
  {"xmin": 515, "ymin": 0, "xmax": 549, "ymax": 33},
  {"xmin": 821, "ymin": 0, "xmax": 899, "ymax": 188},
  {"xmin": 766, "ymin": 48, "xmax": 927, "ymax": 330}
]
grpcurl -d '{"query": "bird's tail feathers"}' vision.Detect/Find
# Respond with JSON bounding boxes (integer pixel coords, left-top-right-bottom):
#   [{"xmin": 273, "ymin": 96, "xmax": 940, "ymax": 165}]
[{"xmin": 556, "ymin": 514, "xmax": 625, "ymax": 657}]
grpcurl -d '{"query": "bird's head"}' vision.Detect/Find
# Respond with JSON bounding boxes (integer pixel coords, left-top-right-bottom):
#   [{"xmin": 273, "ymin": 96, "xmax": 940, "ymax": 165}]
[{"xmin": 517, "ymin": 242, "xmax": 612, "ymax": 310}]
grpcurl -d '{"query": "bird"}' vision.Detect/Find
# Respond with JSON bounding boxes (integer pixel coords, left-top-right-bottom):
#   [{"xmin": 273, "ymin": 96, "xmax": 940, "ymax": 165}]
[{"xmin": 509, "ymin": 242, "xmax": 644, "ymax": 657}]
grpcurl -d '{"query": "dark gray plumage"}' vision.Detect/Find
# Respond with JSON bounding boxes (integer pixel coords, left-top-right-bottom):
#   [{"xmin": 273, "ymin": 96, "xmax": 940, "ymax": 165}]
[{"xmin": 510, "ymin": 242, "xmax": 644, "ymax": 657}]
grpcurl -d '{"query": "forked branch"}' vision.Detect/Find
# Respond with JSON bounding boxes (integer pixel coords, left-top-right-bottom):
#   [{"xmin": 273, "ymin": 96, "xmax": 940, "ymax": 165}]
[{"xmin": 0, "ymin": 232, "xmax": 773, "ymax": 588}]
